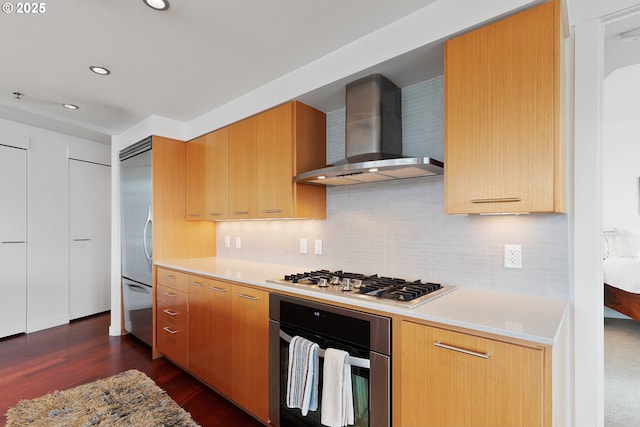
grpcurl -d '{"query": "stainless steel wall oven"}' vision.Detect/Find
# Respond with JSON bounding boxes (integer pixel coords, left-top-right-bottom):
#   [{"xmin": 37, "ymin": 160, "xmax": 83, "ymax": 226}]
[{"xmin": 269, "ymin": 294, "xmax": 391, "ymax": 427}]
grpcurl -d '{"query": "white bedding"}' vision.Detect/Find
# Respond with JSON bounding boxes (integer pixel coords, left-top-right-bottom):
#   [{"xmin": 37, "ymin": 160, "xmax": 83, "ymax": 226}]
[{"xmin": 603, "ymin": 257, "xmax": 640, "ymax": 294}]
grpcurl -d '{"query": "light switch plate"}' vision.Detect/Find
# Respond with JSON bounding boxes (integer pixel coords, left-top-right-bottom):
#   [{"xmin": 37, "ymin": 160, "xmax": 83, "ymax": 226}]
[
  {"xmin": 224, "ymin": 236, "xmax": 231, "ymax": 248},
  {"xmin": 235, "ymin": 236, "xmax": 242, "ymax": 249},
  {"xmin": 299, "ymin": 238, "xmax": 308, "ymax": 254},
  {"xmin": 314, "ymin": 239, "xmax": 323, "ymax": 255}
]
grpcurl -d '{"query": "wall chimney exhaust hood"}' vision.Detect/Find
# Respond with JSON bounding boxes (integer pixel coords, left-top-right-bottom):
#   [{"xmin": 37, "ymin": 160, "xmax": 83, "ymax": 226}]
[{"xmin": 294, "ymin": 74, "xmax": 444, "ymax": 187}]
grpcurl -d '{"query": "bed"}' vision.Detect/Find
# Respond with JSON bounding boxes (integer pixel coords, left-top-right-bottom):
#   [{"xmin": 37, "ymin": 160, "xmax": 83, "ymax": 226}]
[{"xmin": 603, "ymin": 229, "xmax": 640, "ymax": 321}]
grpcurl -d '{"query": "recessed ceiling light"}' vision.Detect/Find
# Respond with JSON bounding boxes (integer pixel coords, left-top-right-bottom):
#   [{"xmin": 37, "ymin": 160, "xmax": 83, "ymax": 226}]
[
  {"xmin": 62, "ymin": 103, "xmax": 79, "ymax": 110},
  {"xmin": 89, "ymin": 66, "xmax": 111, "ymax": 75},
  {"xmin": 143, "ymin": 0, "xmax": 169, "ymax": 10}
]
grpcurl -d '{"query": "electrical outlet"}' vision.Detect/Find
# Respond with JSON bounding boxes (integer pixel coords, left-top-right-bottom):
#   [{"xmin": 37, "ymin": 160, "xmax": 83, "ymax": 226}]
[
  {"xmin": 224, "ymin": 236, "xmax": 231, "ymax": 248},
  {"xmin": 314, "ymin": 239, "xmax": 323, "ymax": 255},
  {"xmin": 235, "ymin": 236, "xmax": 242, "ymax": 249},
  {"xmin": 504, "ymin": 244, "xmax": 522, "ymax": 269},
  {"xmin": 299, "ymin": 238, "xmax": 308, "ymax": 254}
]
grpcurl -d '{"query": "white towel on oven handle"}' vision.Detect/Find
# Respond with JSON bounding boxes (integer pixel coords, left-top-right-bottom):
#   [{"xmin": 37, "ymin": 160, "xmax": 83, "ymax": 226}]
[
  {"xmin": 286, "ymin": 335, "xmax": 319, "ymax": 416},
  {"xmin": 321, "ymin": 348, "xmax": 354, "ymax": 427}
]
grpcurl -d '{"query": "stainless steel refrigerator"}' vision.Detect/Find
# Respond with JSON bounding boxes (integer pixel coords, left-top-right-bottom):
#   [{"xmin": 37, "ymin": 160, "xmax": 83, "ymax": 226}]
[{"xmin": 120, "ymin": 137, "xmax": 153, "ymax": 346}]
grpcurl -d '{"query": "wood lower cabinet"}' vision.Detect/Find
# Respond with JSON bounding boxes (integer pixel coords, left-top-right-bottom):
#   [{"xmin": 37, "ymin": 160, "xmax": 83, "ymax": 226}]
[
  {"xmin": 444, "ymin": 0, "xmax": 565, "ymax": 214},
  {"xmin": 231, "ymin": 284, "xmax": 269, "ymax": 422},
  {"xmin": 395, "ymin": 320, "xmax": 549, "ymax": 427},
  {"xmin": 187, "ymin": 275, "xmax": 210, "ymax": 380},
  {"xmin": 207, "ymin": 280, "xmax": 232, "ymax": 397},
  {"xmin": 156, "ymin": 269, "xmax": 189, "ymax": 368}
]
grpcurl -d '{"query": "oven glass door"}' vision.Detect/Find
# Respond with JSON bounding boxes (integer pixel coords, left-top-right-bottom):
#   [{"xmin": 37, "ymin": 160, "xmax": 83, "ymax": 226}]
[{"xmin": 278, "ymin": 323, "xmax": 370, "ymax": 427}]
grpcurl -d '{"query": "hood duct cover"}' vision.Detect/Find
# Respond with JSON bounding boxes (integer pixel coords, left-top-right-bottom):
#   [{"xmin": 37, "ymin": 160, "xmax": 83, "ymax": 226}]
[{"xmin": 295, "ymin": 74, "xmax": 444, "ymax": 186}]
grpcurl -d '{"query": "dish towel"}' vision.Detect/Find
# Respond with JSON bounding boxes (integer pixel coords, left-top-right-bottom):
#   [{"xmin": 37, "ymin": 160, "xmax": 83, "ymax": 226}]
[
  {"xmin": 286, "ymin": 335, "xmax": 319, "ymax": 416},
  {"xmin": 321, "ymin": 348, "xmax": 354, "ymax": 427}
]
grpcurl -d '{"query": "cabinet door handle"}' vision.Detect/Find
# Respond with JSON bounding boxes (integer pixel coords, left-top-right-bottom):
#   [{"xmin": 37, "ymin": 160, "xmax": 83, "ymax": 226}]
[
  {"xmin": 163, "ymin": 291, "xmax": 177, "ymax": 298},
  {"xmin": 236, "ymin": 293, "xmax": 258, "ymax": 301},
  {"xmin": 163, "ymin": 309, "xmax": 179, "ymax": 316},
  {"xmin": 163, "ymin": 326, "xmax": 179, "ymax": 334},
  {"xmin": 262, "ymin": 209, "xmax": 282, "ymax": 213},
  {"xmin": 434, "ymin": 341, "xmax": 490, "ymax": 359},
  {"xmin": 233, "ymin": 211, "xmax": 249, "ymax": 215},
  {"xmin": 189, "ymin": 281, "xmax": 204, "ymax": 287},
  {"xmin": 470, "ymin": 197, "xmax": 521, "ymax": 204},
  {"xmin": 1, "ymin": 241, "xmax": 26, "ymax": 244},
  {"xmin": 209, "ymin": 286, "xmax": 227, "ymax": 292},
  {"xmin": 188, "ymin": 213, "xmax": 201, "ymax": 218},
  {"xmin": 72, "ymin": 238, "xmax": 91, "ymax": 242},
  {"xmin": 208, "ymin": 212, "xmax": 223, "ymax": 216}
]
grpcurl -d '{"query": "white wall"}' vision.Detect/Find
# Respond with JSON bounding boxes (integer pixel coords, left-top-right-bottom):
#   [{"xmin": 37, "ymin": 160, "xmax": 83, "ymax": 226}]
[{"xmin": 0, "ymin": 117, "xmax": 110, "ymax": 333}]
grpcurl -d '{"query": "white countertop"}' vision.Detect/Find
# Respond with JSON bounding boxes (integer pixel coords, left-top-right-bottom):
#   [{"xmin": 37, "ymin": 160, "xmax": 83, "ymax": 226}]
[{"xmin": 155, "ymin": 257, "xmax": 568, "ymax": 345}]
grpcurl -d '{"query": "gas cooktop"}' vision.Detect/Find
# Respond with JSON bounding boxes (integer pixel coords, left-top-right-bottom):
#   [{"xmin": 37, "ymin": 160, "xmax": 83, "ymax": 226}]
[{"xmin": 267, "ymin": 270, "xmax": 455, "ymax": 309}]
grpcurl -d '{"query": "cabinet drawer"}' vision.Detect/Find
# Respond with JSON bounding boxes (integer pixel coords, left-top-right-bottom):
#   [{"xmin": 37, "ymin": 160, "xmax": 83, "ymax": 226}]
[
  {"xmin": 157, "ymin": 319, "xmax": 188, "ymax": 368},
  {"xmin": 157, "ymin": 268, "xmax": 188, "ymax": 292},
  {"xmin": 157, "ymin": 284, "xmax": 188, "ymax": 310},
  {"xmin": 157, "ymin": 300, "xmax": 188, "ymax": 330}
]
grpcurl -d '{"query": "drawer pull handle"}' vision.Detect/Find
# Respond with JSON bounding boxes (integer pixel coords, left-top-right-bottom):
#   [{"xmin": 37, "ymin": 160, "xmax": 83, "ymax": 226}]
[
  {"xmin": 470, "ymin": 197, "xmax": 521, "ymax": 204},
  {"xmin": 236, "ymin": 293, "xmax": 258, "ymax": 301},
  {"xmin": 167, "ymin": 274, "xmax": 176, "ymax": 279},
  {"xmin": 233, "ymin": 211, "xmax": 249, "ymax": 215},
  {"xmin": 163, "ymin": 309, "xmax": 179, "ymax": 316},
  {"xmin": 190, "ymin": 281, "xmax": 204, "ymax": 287},
  {"xmin": 262, "ymin": 209, "xmax": 282, "ymax": 213},
  {"xmin": 209, "ymin": 286, "xmax": 227, "ymax": 292},
  {"xmin": 434, "ymin": 342, "xmax": 490, "ymax": 359},
  {"xmin": 163, "ymin": 326, "xmax": 178, "ymax": 334},
  {"xmin": 163, "ymin": 291, "xmax": 177, "ymax": 298},
  {"xmin": 188, "ymin": 213, "xmax": 201, "ymax": 217}
]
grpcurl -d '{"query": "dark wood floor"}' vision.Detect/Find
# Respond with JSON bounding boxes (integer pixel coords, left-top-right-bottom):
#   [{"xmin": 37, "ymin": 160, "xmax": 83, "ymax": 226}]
[{"xmin": 0, "ymin": 312, "xmax": 264, "ymax": 427}]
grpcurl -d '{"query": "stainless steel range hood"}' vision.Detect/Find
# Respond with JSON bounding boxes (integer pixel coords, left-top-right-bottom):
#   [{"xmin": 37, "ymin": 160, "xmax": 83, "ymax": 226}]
[{"xmin": 294, "ymin": 74, "xmax": 444, "ymax": 187}]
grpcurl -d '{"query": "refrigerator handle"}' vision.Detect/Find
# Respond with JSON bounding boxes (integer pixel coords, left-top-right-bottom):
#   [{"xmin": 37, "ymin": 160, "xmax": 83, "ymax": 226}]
[{"xmin": 143, "ymin": 205, "xmax": 152, "ymax": 263}]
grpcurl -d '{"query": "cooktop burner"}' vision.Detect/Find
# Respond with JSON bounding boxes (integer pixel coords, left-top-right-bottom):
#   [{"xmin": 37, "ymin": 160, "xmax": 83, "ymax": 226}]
[{"xmin": 268, "ymin": 270, "xmax": 455, "ymax": 309}]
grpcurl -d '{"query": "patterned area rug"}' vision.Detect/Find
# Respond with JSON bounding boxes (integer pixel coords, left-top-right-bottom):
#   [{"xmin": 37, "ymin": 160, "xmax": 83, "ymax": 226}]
[{"xmin": 5, "ymin": 369, "xmax": 200, "ymax": 426}]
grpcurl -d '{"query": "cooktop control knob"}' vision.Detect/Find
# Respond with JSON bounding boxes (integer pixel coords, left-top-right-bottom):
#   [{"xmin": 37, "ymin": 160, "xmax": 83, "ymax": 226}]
[
  {"xmin": 342, "ymin": 278, "xmax": 352, "ymax": 292},
  {"xmin": 318, "ymin": 278, "xmax": 328, "ymax": 288}
]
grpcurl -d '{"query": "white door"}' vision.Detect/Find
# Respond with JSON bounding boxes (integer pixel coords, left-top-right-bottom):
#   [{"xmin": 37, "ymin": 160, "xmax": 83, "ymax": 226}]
[
  {"xmin": 0, "ymin": 145, "xmax": 27, "ymax": 338},
  {"xmin": 69, "ymin": 159, "xmax": 111, "ymax": 320}
]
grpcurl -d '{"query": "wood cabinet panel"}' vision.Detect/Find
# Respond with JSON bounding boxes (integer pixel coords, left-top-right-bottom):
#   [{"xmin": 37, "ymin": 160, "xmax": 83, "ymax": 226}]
[
  {"xmin": 188, "ymin": 275, "xmax": 210, "ymax": 380},
  {"xmin": 231, "ymin": 284, "xmax": 269, "ymax": 422},
  {"xmin": 444, "ymin": 0, "xmax": 565, "ymax": 214},
  {"xmin": 185, "ymin": 136, "xmax": 206, "ymax": 221},
  {"xmin": 228, "ymin": 117, "xmax": 257, "ymax": 219},
  {"xmin": 157, "ymin": 318, "xmax": 188, "ymax": 368},
  {"xmin": 257, "ymin": 102, "xmax": 294, "ymax": 218},
  {"xmin": 208, "ymin": 280, "xmax": 233, "ymax": 397},
  {"xmin": 396, "ymin": 320, "xmax": 547, "ymax": 427},
  {"xmin": 157, "ymin": 268, "xmax": 188, "ymax": 292},
  {"xmin": 204, "ymin": 128, "xmax": 229, "ymax": 220}
]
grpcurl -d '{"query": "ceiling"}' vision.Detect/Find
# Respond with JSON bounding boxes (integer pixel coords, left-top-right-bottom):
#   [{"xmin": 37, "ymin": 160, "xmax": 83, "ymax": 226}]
[{"xmin": 0, "ymin": 0, "xmax": 444, "ymax": 144}]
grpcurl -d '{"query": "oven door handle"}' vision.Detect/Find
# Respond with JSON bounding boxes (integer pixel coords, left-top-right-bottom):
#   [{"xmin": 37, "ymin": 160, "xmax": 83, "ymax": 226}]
[{"xmin": 279, "ymin": 329, "xmax": 370, "ymax": 369}]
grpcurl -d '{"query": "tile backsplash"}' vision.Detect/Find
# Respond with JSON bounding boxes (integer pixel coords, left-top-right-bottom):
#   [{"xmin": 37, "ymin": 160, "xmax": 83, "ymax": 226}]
[{"xmin": 216, "ymin": 76, "xmax": 570, "ymax": 300}]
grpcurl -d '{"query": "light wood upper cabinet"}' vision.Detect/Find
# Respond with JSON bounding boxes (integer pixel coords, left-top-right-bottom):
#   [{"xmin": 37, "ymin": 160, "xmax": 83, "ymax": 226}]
[
  {"xmin": 444, "ymin": 0, "xmax": 565, "ymax": 214},
  {"xmin": 185, "ymin": 136, "xmax": 206, "ymax": 221},
  {"xmin": 395, "ymin": 320, "xmax": 549, "ymax": 427},
  {"xmin": 256, "ymin": 101, "xmax": 326, "ymax": 219},
  {"xmin": 228, "ymin": 116, "xmax": 257, "ymax": 219},
  {"xmin": 204, "ymin": 128, "xmax": 229, "ymax": 220}
]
